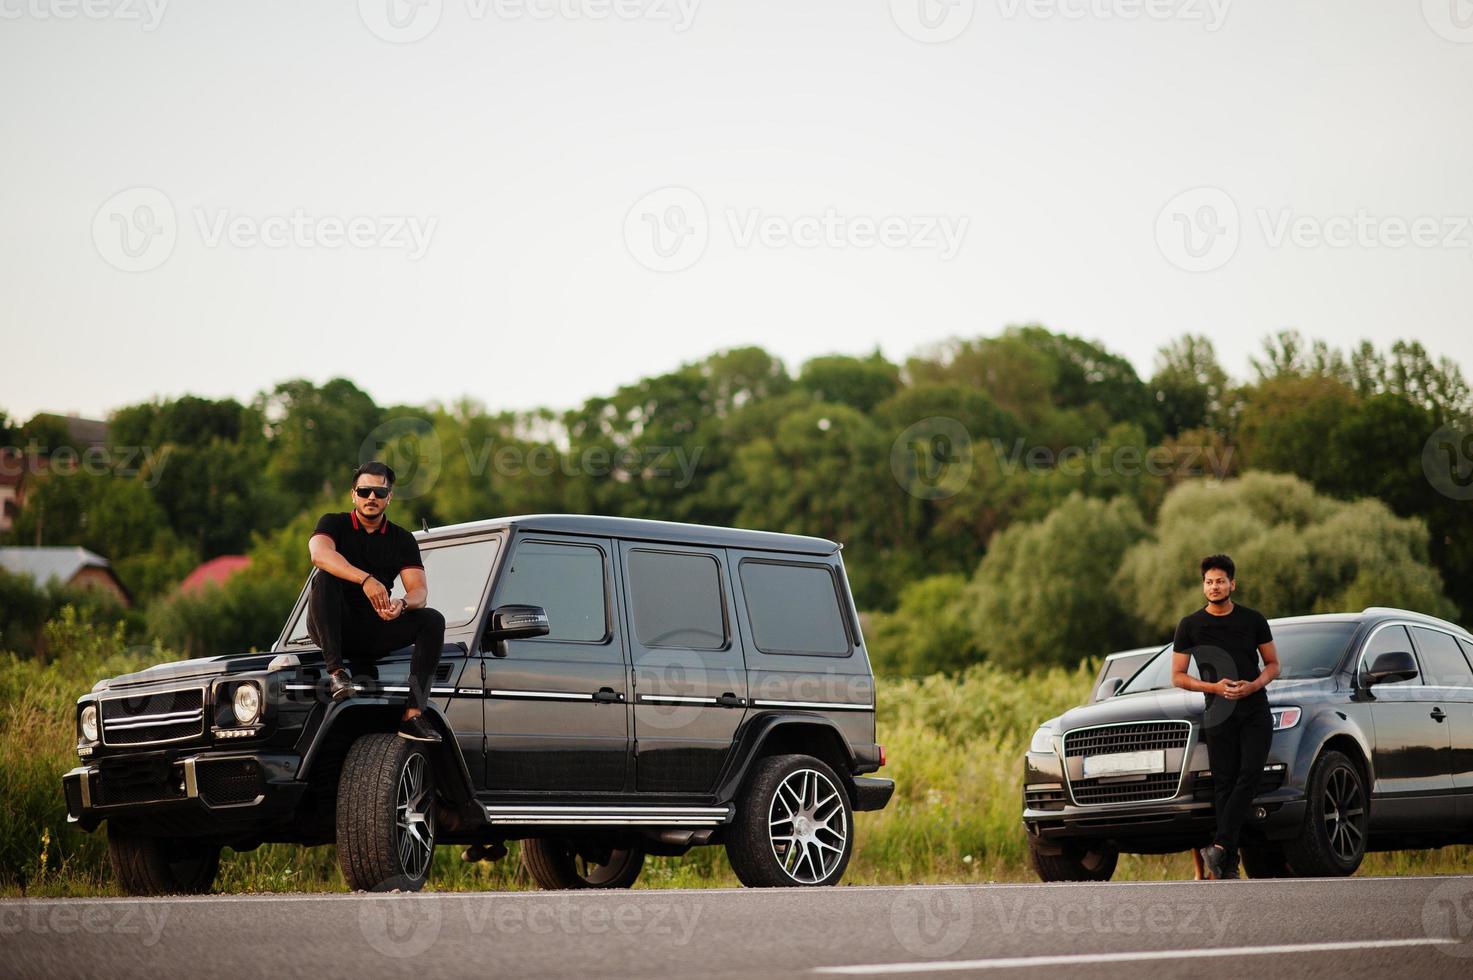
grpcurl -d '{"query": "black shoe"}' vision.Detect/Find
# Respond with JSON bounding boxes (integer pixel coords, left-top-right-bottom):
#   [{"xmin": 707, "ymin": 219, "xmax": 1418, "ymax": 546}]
[
  {"xmin": 328, "ymin": 670, "xmax": 354, "ymax": 702},
  {"xmin": 397, "ymin": 715, "xmax": 441, "ymax": 743},
  {"xmin": 1224, "ymin": 849, "xmax": 1241, "ymax": 879},
  {"xmin": 1200, "ymin": 845, "xmax": 1235, "ymax": 880}
]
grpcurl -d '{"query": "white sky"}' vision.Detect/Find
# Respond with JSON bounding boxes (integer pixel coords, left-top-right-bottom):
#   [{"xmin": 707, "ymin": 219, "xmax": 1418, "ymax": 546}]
[{"xmin": 3, "ymin": 0, "xmax": 1472, "ymax": 422}]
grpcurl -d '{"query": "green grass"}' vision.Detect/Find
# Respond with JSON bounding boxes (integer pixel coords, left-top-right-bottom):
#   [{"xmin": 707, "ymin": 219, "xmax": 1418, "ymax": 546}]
[{"xmin": 3, "ymin": 611, "xmax": 1469, "ymax": 896}]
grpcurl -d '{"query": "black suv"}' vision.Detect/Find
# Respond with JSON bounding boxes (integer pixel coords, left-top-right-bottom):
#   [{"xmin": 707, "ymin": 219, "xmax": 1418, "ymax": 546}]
[
  {"xmin": 62, "ymin": 515, "xmax": 892, "ymax": 894},
  {"xmin": 1023, "ymin": 607, "xmax": 1473, "ymax": 880}
]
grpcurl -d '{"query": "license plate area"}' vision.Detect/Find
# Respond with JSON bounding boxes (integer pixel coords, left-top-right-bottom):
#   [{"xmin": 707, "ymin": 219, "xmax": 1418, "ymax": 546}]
[{"xmin": 1082, "ymin": 749, "xmax": 1166, "ymax": 778}]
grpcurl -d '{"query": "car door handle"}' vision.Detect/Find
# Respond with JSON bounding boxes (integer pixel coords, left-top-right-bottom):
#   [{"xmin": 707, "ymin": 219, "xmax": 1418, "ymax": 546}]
[
  {"xmin": 592, "ymin": 688, "xmax": 624, "ymax": 704},
  {"xmin": 715, "ymin": 693, "xmax": 745, "ymax": 708},
  {"xmin": 1430, "ymin": 707, "xmax": 1447, "ymax": 722}
]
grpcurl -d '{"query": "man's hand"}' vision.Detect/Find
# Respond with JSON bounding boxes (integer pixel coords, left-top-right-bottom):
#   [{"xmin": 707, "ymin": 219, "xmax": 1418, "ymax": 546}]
[
  {"xmin": 362, "ymin": 576, "xmax": 391, "ymax": 614},
  {"xmin": 1222, "ymin": 679, "xmax": 1253, "ymax": 700},
  {"xmin": 378, "ymin": 597, "xmax": 406, "ymax": 622}
]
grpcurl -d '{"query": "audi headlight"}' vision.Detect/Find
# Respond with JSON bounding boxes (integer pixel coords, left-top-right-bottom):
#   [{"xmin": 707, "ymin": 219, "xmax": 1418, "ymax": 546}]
[
  {"xmin": 1271, "ymin": 706, "xmax": 1301, "ymax": 731},
  {"xmin": 79, "ymin": 704, "xmax": 99, "ymax": 742},
  {"xmin": 1029, "ymin": 725, "xmax": 1057, "ymax": 754},
  {"xmin": 232, "ymin": 683, "xmax": 262, "ymax": 725}
]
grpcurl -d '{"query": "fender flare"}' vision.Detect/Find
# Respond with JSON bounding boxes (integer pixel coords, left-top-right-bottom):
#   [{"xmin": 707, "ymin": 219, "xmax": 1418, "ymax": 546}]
[
  {"xmin": 297, "ymin": 699, "xmax": 476, "ymax": 804},
  {"xmin": 713, "ymin": 712, "xmax": 858, "ymax": 804},
  {"xmin": 1297, "ymin": 709, "xmax": 1376, "ymax": 793}
]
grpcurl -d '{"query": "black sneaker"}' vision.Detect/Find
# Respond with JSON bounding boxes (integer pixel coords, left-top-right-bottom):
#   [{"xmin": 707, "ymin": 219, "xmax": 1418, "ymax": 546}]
[
  {"xmin": 328, "ymin": 670, "xmax": 354, "ymax": 702},
  {"xmin": 1200, "ymin": 845, "xmax": 1234, "ymax": 880},
  {"xmin": 1224, "ymin": 848, "xmax": 1242, "ymax": 880},
  {"xmin": 397, "ymin": 715, "xmax": 441, "ymax": 743}
]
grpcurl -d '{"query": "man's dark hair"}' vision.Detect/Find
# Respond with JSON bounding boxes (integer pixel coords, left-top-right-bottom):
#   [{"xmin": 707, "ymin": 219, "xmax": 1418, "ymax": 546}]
[
  {"xmin": 352, "ymin": 461, "xmax": 397, "ymax": 488},
  {"xmin": 1201, "ymin": 553, "xmax": 1235, "ymax": 580}
]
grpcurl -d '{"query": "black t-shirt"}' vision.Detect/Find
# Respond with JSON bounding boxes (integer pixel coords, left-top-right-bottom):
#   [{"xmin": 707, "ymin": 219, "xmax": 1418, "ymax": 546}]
[
  {"xmin": 311, "ymin": 511, "xmax": 423, "ymax": 619},
  {"xmin": 1172, "ymin": 603, "xmax": 1273, "ymax": 710}
]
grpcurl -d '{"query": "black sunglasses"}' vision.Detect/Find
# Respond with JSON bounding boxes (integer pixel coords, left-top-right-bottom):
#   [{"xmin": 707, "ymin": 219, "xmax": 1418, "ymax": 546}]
[{"xmin": 353, "ymin": 486, "xmax": 391, "ymax": 499}]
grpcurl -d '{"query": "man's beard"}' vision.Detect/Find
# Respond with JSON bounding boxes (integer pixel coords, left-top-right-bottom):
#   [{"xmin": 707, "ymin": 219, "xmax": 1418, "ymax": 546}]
[{"xmin": 1206, "ymin": 592, "xmax": 1231, "ymax": 607}]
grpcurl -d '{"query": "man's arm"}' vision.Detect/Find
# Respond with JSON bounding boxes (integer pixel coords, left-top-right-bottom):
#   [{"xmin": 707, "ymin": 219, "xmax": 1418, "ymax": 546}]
[
  {"xmin": 309, "ymin": 534, "xmax": 391, "ymax": 613},
  {"xmin": 1171, "ymin": 651, "xmax": 1231, "ymax": 697},
  {"xmin": 1228, "ymin": 640, "xmax": 1280, "ymax": 699}
]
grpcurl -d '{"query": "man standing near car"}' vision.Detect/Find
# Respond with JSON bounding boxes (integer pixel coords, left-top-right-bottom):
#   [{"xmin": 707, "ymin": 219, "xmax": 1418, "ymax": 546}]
[
  {"xmin": 306, "ymin": 461, "xmax": 445, "ymax": 743},
  {"xmin": 1171, "ymin": 554, "xmax": 1280, "ymax": 880}
]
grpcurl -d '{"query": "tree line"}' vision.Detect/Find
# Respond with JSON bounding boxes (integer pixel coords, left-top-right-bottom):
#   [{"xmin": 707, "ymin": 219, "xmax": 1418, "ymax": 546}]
[{"xmin": 2, "ymin": 325, "xmax": 1469, "ymax": 670}]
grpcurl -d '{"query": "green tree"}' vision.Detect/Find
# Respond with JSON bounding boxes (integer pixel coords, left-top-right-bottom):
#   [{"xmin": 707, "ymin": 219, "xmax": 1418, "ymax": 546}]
[
  {"xmin": 1114, "ymin": 472, "xmax": 1457, "ymax": 638},
  {"xmin": 796, "ymin": 352, "xmax": 900, "ymax": 414},
  {"xmin": 1236, "ymin": 375, "xmax": 1360, "ymax": 485},
  {"xmin": 967, "ymin": 494, "xmax": 1150, "ymax": 670},
  {"xmin": 256, "ymin": 379, "xmax": 382, "ymax": 510},
  {"xmin": 1151, "ymin": 335, "xmax": 1233, "ymax": 436},
  {"xmin": 865, "ymin": 573, "xmax": 979, "ymax": 676}
]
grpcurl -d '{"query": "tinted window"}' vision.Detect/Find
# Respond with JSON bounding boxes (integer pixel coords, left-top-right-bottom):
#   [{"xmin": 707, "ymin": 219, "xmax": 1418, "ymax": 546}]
[
  {"xmin": 627, "ymin": 550, "xmax": 726, "ymax": 650},
  {"xmin": 286, "ymin": 537, "xmax": 499, "ymax": 643},
  {"xmin": 496, "ymin": 541, "xmax": 607, "ymax": 642},
  {"xmin": 1412, "ymin": 627, "xmax": 1473, "ymax": 686},
  {"xmin": 740, "ymin": 561, "xmax": 850, "ymax": 656},
  {"xmin": 1361, "ymin": 624, "xmax": 1419, "ymax": 685}
]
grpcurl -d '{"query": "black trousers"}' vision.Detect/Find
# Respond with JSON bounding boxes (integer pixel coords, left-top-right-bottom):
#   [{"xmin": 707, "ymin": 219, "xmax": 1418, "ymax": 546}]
[
  {"xmin": 305, "ymin": 574, "xmax": 446, "ymax": 712},
  {"xmin": 1202, "ymin": 699, "xmax": 1273, "ymax": 854}
]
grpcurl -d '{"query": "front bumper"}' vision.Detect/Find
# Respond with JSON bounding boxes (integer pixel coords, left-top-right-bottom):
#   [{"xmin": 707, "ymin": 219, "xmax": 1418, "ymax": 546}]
[
  {"xmin": 62, "ymin": 751, "xmax": 306, "ymax": 834},
  {"xmin": 1022, "ymin": 747, "xmax": 1304, "ymax": 852}
]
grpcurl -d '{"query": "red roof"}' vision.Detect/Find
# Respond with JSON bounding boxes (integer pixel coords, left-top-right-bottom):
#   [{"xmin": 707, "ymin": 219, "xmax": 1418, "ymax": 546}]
[{"xmin": 178, "ymin": 555, "xmax": 251, "ymax": 594}]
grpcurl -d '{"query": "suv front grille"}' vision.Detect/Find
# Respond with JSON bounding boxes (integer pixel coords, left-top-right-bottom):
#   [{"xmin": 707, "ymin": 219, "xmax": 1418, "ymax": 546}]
[
  {"xmin": 101, "ymin": 687, "xmax": 206, "ymax": 747},
  {"xmin": 1063, "ymin": 721, "xmax": 1191, "ymax": 806},
  {"xmin": 1063, "ymin": 721, "xmax": 1190, "ymax": 757}
]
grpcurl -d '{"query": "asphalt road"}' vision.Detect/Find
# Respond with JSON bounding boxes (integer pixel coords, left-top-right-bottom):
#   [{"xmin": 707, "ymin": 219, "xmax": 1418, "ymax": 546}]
[{"xmin": 6, "ymin": 876, "xmax": 1473, "ymax": 979}]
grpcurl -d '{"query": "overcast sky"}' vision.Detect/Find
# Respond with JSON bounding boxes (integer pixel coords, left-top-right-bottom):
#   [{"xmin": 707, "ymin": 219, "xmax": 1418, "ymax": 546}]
[{"xmin": 3, "ymin": 0, "xmax": 1472, "ymax": 423}]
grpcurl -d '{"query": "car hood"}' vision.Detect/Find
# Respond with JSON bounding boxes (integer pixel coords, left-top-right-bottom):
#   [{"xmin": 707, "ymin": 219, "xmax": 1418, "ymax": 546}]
[
  {"xmin": 1049, "ymin": 677, "xmax": 1333, "ymax": 731},
  {"xmin": 94, "ymin": 651, "xmax": 300, "ymax": 692}
]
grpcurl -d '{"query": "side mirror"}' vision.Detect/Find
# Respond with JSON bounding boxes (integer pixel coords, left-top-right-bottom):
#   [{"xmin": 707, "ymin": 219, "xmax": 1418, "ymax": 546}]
[
  {"xmin": 1095, "ymin": 677, "xmax": 1125, "ymax": 701},
  {"xmin": 483, "ymin": 604, "xmax": 550, "ymax": 650},
  {"xmin": 1364, "ymin": 650, "xmax": 1418, "ymax": 686}
]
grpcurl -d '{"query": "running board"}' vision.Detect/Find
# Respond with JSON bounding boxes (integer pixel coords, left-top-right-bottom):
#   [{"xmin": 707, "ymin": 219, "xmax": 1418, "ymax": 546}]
[{"xmin": 483, "ymin": 804, "xmax": 733, "ymax": 826}]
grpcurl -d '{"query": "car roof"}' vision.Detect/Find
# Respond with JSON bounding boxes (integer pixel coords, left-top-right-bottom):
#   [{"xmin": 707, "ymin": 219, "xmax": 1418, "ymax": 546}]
[{"xmin": 415, "ymin": 513, "xmax": 841, "ymax": 556}]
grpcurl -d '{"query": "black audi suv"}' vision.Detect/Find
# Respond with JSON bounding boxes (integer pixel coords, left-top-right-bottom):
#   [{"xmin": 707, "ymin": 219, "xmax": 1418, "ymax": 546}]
[{"xmin": 1023, "ymin": 607, "xmax": 1473, "ymax": 880}]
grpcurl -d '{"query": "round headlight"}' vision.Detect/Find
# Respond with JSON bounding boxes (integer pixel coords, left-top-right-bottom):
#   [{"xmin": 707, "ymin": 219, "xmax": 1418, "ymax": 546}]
[
  {"xmin": 79, "ymin": 704, "xmax": 99, "ymax": 742},
  {"xmin": 232, "ymin": 683, "xmax": 262, "ymax": 725}
]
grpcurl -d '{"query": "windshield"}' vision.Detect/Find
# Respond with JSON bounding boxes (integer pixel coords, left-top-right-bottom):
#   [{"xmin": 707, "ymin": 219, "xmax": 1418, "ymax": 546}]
[
  {"xmin": 283, "ymin": 536, "xmax": 501, "ymax": 646},
  {"xmin": 1119, "ymin": 621, "xmax": 1357, "ymax": 694}
]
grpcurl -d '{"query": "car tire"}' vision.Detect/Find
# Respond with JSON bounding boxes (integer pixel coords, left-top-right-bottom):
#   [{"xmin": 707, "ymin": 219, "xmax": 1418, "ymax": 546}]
[
  {"xmin": 107, "ymin": 828, "xmax": 220, "ymax": 895},
  {"xmin": 726, "ymin": 754, "xmax": 854, "ymax": 888},
  {"xmin": 1285, "ymin": 749, "xmax": 1367, "ymax": 877},
  {"xmin": 1026, "ymin": 833, "xmax": 1118, "ymax": 882},
  {"xmin": 521, "ymin": 839, "xmax": 646, "ymax": 889},
  {"xmin": 1239, "ymin": 843, "xmax": 1292, "ymax": 879},
  {"xmin": 336, "ymin": 733, "xmax": 437, "ymax": 892}
]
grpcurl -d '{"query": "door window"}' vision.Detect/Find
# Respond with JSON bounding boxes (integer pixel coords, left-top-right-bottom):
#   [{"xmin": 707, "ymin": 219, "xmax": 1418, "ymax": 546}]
[
  {"xmin": 626, "ymin": 549, "xmax": 727, "ymax": 650},
  {"xmin": 496, "ymin": 540, "xmax": 608, "ymax": 642}
]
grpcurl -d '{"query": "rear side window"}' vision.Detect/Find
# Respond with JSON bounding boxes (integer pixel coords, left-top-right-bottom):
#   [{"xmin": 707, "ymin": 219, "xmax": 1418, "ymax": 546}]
[
  {"xmin": 739, "ymin": 560, "xmax": 851, "ymax": 656},
  {"xmin": 497, "ymin": 541, "xmax": 608, "ymax": 642},
  {"xmin": 627, "ymin": 550, "xmax": 727, "ymax": 650},
  {"xmin": 1412, "ymin": 627, "xmax": 1473, "ymax": 687}
]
